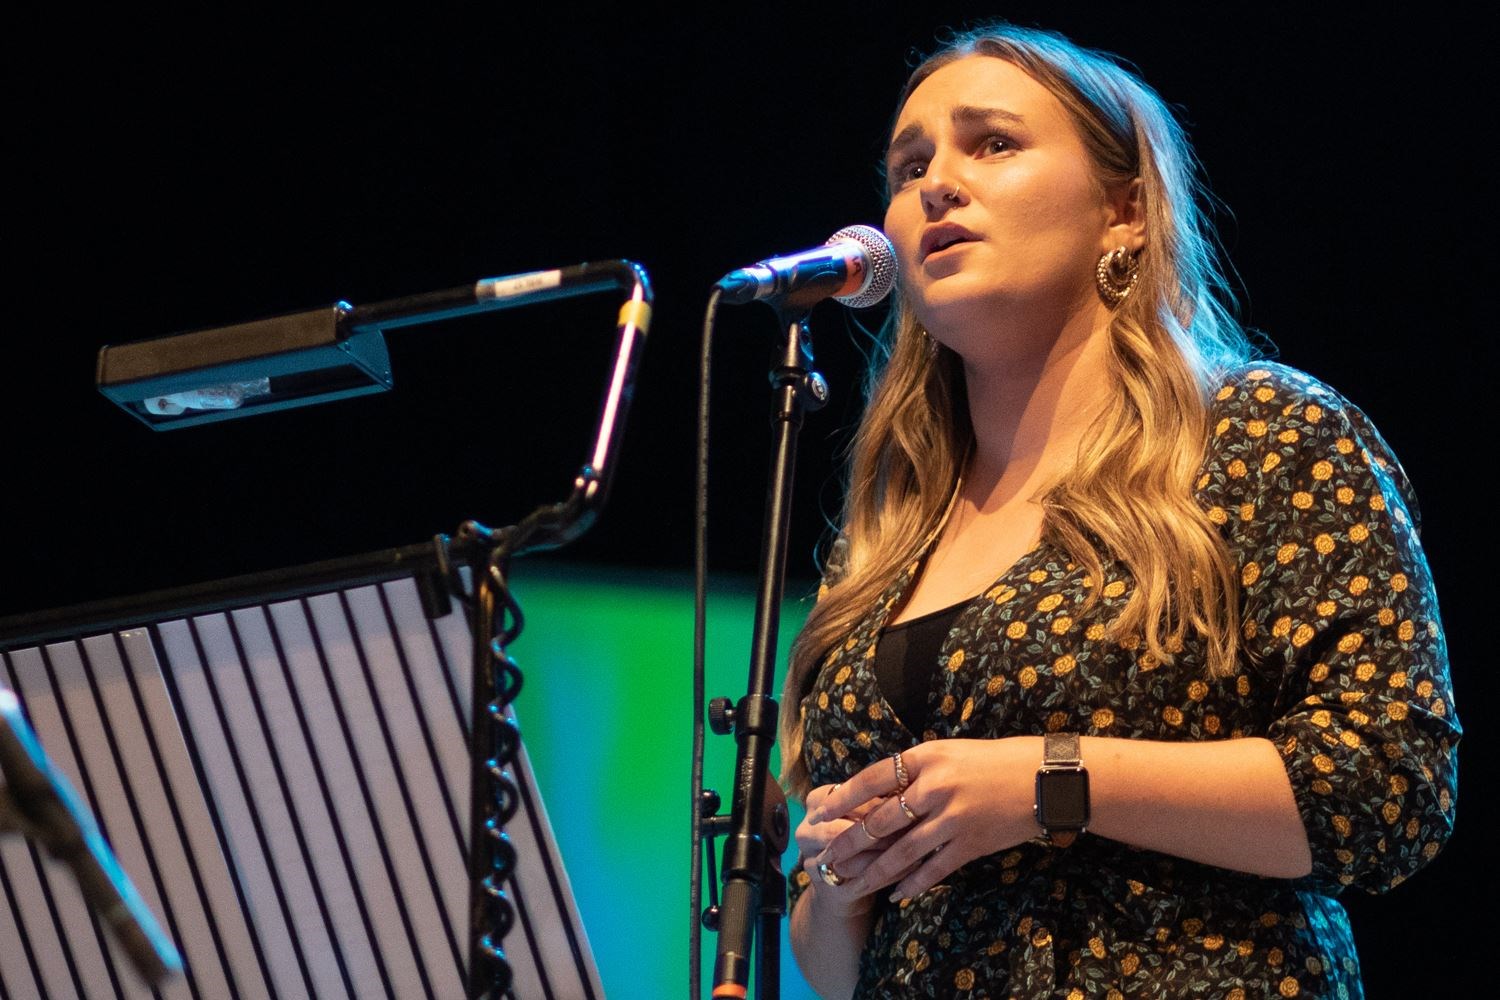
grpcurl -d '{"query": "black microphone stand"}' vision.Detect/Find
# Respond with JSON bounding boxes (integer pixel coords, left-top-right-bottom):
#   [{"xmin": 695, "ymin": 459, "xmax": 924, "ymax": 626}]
[{"xmin": 706, "ymin": 304, "xmax": 828, "ymax": 999}]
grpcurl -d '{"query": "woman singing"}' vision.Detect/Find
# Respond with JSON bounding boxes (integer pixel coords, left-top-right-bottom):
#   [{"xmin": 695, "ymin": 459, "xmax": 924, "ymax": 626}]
[{"xmin": 782, "ymin": 23, "xmax": 1459, "ymax": 999}]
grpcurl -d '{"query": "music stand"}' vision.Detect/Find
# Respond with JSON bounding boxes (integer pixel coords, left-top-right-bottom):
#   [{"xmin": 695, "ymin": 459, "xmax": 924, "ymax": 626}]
[
  {"xmin": 3, "ymin": 258, "xmax": 652, "ymax": 997},
  {"xmin": 0, "ymin": 556, "xmax": 605, "ymax": 998}
]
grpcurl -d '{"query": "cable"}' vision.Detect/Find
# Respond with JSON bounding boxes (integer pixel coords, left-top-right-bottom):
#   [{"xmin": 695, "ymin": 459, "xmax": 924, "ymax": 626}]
[{"xmin": 689, "ymin": 286, "xmax": 723, "ymax": 999}]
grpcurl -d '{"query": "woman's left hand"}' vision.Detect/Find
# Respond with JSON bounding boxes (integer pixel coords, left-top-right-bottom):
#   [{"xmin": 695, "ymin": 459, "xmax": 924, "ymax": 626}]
[{"xmin": 808, "ymin": 736, "xmax": 1044, "ymax": 901}]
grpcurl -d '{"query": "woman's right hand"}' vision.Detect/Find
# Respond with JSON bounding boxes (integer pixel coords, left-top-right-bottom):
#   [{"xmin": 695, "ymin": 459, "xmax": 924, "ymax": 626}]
[{"xmin": 796, "ymin": 783, "xmax": 896, "ymax": 916}]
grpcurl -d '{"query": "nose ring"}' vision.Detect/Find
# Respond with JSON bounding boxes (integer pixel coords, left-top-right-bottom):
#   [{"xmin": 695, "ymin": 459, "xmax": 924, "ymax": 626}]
[{"xmin": 943, "ymin": 183, "xmax": 962, "ymax": 203}]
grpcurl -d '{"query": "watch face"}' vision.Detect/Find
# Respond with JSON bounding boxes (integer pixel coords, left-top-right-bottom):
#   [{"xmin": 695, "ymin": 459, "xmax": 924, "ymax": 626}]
[{"xmin": 1037, "ymin": 768, "xmax": 1090, "ymax": 828}]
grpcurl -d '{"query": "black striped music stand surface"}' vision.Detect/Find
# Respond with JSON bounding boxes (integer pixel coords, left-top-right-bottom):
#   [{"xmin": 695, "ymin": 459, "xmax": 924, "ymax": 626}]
[{"xmin": 0, "ymin": 557, "xmax": 603, "ymax": 1000}]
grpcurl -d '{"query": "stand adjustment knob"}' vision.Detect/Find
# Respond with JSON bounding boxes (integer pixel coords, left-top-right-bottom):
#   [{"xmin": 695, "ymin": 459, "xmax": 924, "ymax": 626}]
[
  {"xmin": 708, "ymin": 697, "xmax": 736, "ymax": 735},
  {"xmin": 802, "ymin": 371, "xmax": 829, "ymax": 410}
]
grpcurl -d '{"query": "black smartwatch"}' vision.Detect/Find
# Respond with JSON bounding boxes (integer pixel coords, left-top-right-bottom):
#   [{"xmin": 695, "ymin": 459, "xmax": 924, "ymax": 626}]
[{"xmin": 1034, "ymin": 732, "xmax": 1089, "ymax": 847}]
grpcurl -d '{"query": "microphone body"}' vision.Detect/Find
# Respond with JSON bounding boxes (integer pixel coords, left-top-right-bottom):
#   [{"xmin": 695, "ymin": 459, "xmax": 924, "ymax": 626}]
[
  {"xmin": 716, "ymin": 225, "xmax": 896, "ymax": 310},
  {"xmin": 0, "ymin": 690, "xmax": 182, "ymax": 986}
]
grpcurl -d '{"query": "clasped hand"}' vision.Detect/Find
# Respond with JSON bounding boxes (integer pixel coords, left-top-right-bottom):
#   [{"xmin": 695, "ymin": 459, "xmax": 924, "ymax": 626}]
[{"xmin": 796, "ymin": 736, "xmax": 1043, "ymax": 907}]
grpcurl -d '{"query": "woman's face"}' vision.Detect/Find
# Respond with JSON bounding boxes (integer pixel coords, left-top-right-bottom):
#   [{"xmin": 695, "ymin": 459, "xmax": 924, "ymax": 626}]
[{"xmin": 883, "ymin": 55, "xmax": 1131, "ymax": 356}]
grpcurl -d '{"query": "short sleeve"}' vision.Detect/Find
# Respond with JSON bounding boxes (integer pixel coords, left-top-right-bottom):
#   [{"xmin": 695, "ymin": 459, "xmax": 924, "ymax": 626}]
[
  {"xmin": 1205, "ymin": 365, "xmax": 1460, "ymax": 894},
  {"xmin": 786, "ymin": 534, "xmax": 851, "ymax": 915}
]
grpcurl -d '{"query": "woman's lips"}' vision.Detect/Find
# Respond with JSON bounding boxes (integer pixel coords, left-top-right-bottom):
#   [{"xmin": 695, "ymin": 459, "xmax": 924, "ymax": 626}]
[
  {"xmin": 919, "ymin": 224, "xmax": 979, "ymax": 261},
  {"xmin": 926, "ymin": 238, "xmax": 974, "ymax": 260}
]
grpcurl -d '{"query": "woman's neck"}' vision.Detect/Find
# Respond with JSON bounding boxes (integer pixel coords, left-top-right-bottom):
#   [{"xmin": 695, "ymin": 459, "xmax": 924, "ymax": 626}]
[{"xmin": 960, "ymin": 307, "xmax": 1113, "ymax": 508}]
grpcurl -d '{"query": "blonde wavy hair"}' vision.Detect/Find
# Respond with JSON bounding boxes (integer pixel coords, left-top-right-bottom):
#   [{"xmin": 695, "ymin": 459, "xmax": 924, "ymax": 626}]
[{"xmin": 781, "ymin": 23, "xmax": 1258, "ymax": 796}]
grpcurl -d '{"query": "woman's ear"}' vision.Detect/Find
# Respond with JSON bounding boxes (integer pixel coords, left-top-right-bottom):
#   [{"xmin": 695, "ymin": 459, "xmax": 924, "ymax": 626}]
[{"xmin": 1102, "ymin": 177, "xmax": 1146, "ymax": 253}]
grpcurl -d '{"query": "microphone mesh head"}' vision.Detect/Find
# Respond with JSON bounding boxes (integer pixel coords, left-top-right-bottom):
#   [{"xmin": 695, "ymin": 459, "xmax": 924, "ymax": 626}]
[{"xmin": 827, "ymin": 224, "xmax": 897, "ymax": 308}]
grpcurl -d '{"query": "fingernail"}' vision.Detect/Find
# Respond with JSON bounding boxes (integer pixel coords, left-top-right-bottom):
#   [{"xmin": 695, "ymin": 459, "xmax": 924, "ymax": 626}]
[{"xmin": 888, "ymin": 890, "xmax": 904, "ymax": 903}]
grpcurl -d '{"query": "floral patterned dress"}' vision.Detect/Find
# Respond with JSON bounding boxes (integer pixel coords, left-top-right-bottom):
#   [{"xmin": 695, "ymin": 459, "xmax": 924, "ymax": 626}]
[{"xmin": 790, "ymin": 364, "xmax": 1459, "ymax": 999}]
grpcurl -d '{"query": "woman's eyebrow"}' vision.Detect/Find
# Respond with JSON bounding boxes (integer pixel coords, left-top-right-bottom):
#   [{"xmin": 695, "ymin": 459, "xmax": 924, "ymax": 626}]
[
  {"xmin": 951, "ymin": 104, "xmax": 1026, "ymax": 130},
  {"xmin": 886, "ymin": 105, "xmax": 1027, "ymax": 161},
  {"xmin": 886, "ymin": 122, "xmax": 927, "ymax": 161}
]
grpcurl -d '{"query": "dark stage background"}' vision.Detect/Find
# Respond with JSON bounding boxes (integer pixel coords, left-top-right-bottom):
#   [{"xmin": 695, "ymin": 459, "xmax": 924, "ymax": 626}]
[{"xmin": 6, "ymin": 5, "xmax": 1486, "ymax": 996}]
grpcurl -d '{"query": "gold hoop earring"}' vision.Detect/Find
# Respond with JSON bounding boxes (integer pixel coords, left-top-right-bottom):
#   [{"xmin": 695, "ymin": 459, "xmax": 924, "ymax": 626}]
[{"xmin": 1095, "ymin": 246, "xmax": 1139, "ymax": 307}]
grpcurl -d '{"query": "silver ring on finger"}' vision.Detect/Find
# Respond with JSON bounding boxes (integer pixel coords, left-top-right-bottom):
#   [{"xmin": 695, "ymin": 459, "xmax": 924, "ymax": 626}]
[{"xmin": 817, "ymin": 860, "xmax": 845, "ymax": 887}]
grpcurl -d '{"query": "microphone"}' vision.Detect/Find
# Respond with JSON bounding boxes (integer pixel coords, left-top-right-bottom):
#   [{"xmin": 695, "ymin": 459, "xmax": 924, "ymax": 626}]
[
  {"xmin": 716, "ymin": 225, "xmax": 896, "ymax": 309},
  {"xmin": 0, "ymin": 689, "xmax": 182, "ymax": 986}
]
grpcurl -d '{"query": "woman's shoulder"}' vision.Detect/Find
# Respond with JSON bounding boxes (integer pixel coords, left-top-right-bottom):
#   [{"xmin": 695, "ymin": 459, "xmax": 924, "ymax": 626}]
[
  {"xmin": 1203, "ymin": 359, "xmax": 1421, "ymax": 532},
  {"xmin": 1203, "ymin": 360, "xmax": 1362, "ymax": 465},
  {"xmin": 1208, "ymin": 360, "xmax": 1348, "ymax": 415}
]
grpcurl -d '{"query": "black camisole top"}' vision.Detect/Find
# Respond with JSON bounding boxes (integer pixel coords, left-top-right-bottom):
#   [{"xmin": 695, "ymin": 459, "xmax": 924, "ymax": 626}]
[{"xmin": 871, "ymin": 599, "xmax": 966, "ymax": 730}]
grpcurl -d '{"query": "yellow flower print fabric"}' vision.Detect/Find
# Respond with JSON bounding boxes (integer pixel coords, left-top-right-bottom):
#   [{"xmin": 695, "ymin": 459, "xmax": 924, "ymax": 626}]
[
  {"xmin": 1204, "ymin": 367, "xmax": 1457, "ymax": 897},
  {"xmin": 790, "ymin": 364, "xmax": 1458, "ymax": 999}
]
